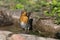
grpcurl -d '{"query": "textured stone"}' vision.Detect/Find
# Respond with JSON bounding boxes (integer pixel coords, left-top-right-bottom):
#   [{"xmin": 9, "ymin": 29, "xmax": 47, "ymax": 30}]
[
  {"xmin": 0, "ymin": 31, "xmax": 58, "ymax": 40},
  {"xmin": 8, "ymin": 34, "xmax": 59, "ymax": 40},
  {"xmin": 0, "ymin": 31, "xmax": 12, "ymax": 40}
]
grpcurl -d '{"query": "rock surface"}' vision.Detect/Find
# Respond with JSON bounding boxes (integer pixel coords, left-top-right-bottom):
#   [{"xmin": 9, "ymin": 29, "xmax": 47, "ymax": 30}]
[
  {"xmin": 8, "ymin": 34, "xmax": 58, "ymax": 40},
  {"xmin": 0, "ymin": 31, "xmax": 12, "ymax": 40},
  {"xmin": 0, "ymin": 31, "xmax": 58, "ymax": 40},
  {"xmin": 34, "ymin": 18, "xmax": 60, "ymax": 37},
  {"xmin": 0, "ymin": 10, "xmax": 13, "ymax": 26}
]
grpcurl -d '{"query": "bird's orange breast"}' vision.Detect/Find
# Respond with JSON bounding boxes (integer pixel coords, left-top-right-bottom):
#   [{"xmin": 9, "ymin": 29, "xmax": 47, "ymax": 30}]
[{"xmin": 20, "ymin": 16, "xmax": 28, "ymax": 24}]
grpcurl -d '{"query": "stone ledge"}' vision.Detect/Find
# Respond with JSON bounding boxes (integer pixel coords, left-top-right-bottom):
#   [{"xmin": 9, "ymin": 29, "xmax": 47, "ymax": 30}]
[
  {"xmin": 0, "ymin": 31, "xmax": 58, "ymax": 40},
  {"xmin": 8, "ymin": 34, "xmax": 59, "ymax": 40}
]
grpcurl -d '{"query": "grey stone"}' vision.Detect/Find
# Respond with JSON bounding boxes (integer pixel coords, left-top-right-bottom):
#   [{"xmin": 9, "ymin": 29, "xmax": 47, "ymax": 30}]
[
  {"xmin": 8, "ymin": 34, "xmax": 59, "ymax": 40},
  {"xmin": 0, "ymin": 31, "xmax": 12, "ymax": 40}
]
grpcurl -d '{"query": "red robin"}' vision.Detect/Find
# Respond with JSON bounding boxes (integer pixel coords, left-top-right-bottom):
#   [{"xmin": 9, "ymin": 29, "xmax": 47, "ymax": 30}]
[{"xmin": 19, "ymin": 11, "xmax": 29, "ymax": 33}]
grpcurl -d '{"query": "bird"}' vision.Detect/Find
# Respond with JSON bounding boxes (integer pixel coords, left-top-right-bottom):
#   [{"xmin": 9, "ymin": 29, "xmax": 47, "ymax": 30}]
[{"xmin": 19, "ymin": 11, "xmax": 29, "ymax": 33}]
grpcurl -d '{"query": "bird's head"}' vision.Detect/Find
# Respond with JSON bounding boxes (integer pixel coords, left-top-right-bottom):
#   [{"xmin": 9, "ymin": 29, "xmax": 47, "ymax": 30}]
[{"xmin": 21, "ymin": 11, "xmax": 27, "ymax": 16}]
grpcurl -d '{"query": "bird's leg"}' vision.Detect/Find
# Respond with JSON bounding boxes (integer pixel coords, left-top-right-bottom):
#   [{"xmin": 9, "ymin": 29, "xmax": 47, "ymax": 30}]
[
  {"xmin": 24, "ymin": 28, "xmax": 27, "ymax": 33},
  {"xmin": 24, "ymin": 28, "xmax": 29, "ymax": 34},
  {"xmin": 27, "ymin": 27, "xmax": 30, "ymax": 33}
]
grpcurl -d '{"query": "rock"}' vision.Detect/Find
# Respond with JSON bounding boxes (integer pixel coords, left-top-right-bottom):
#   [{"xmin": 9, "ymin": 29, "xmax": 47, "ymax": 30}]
[
  {"xmin": 8, "ymin": 34, "xmax": 25, "ymax": 40},
  {"xmin": 8, "ymin": 34, "xmax": 58, "ymax": 40},
  {"xmin": 0, "ymin": 10, "xmax": 13, "ymax": 26},
  {"xmin": 0, "ymin": 31, "xmax": 58, "ymax": 40},
  {"xmin": 33, "ymin": 19, "xmax": 60, "ymax": 38},
  {"xmin": 0, "ymin": 31, "xmax": 12, "ymax": 40}
]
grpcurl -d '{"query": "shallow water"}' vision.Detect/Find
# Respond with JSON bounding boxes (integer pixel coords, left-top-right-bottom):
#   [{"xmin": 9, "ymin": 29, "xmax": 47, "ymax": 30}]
[{"xmin": 0, "ymin": 21, "xmax": 22, "ymax": 33}]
